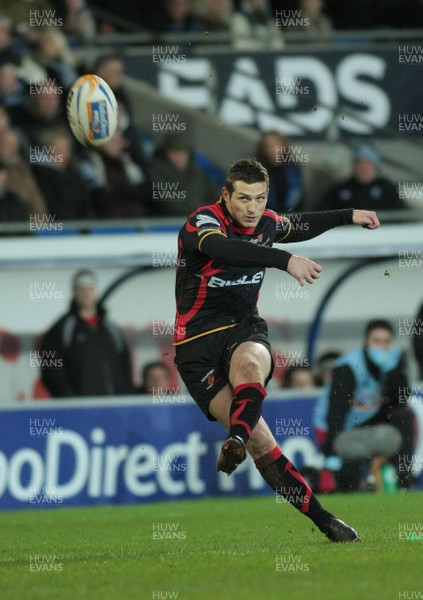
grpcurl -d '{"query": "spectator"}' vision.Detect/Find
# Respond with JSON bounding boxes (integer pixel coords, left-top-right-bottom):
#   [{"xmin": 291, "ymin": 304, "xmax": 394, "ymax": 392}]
[
  {"xmin": 155, "ymin": 0, "xmax": 204, "ymax": 33},
  {"xmin": 32, "ymin": 128, "xmax": 93, "ymax": 220},
  {"xmin": 94, "ymin": 55, "xmax": 133, "ymax": 118},
  {"xmin": 147, "ymin": 133, "xmax": 219, "ymax": 216},
  {"xmin": 232, "ymin": 0, "xmax": 285, "ymax": 49},
  {"xmin": 282, "ymin": 363, "xmax": 315, "ymax": 389},
  {"xmin": 314, "ymin": 319, "xmax": 416, "ymax": 491},
  {"xmin": 0, "ymin": 159, "xmax": 28, "ymax": 221},
  {"xmin": 314, "ymin": 350, "xmax": 341, "ymax": 387},
  {"xmin": 256, "ymin": 130, "xmax": 303, "ymax": 212},
  {"xmin": 298, "ymin": 0, "xmax": 332, "ymax": 32},
  {"xmin": 137, "ymin": 361, "xmax": 173, "ymax": 394},
  {"xmin": 316, "ymin": 145, "xmax": 404, "ymax": 212},
  {"xmin": 50, "ymin": 0, "xmax": 97, "ymax": 39},
  {"xmin": 10, "ymin": 82, "xmax": 68, "ymax": 147},
  {"xmin": 81, "ymin": 129, "xmax": 148, "ymax": 219},
  {"xmin": 0, "ymin": 63, "xmax": 27, "ymax": 107},
  {"xmin": 116, "ymin": 99, "xmax": 149, "ymax": 175},
  {"xmin": 19, "ymin": 29, "xmax": 79, "ymax": 92},
  {"xmin": 412, "ymin": 301, "xmax": 423, "ymax": 379},
  {"xmin": 192, "ymin": 0, "xmax": 232, "ymax": 32},
  {"xmin": 41, "ymin": 269, "xmax": 134, "ymax": 397},
  {"xmin": 0, "ymin": 13, "xmax": 20, "ymax": 67},
  {"xmin": 0, "ymin": 128, "xmax": 47, "ymax": 218}
]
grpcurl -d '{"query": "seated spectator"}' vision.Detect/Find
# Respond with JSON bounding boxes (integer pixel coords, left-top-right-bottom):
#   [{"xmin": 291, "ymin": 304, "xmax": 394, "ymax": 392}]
[
  {"xmin": 298, "ymin": 0, "xmax": 332, "ymax": 32},
  {"xmin": 0, "ymin": 159, "xmax": 28, "ymax": 221},
  {"xmin": 0, "ymin": 128, "xmax": 47, "ymax": 218},
  {"xmin": 10, "ymin": 82, "xmax": 68, "ymax": 147},
  {"xmin": 32, "ymin": 128, "xmax": 93, "ymax": 220},
  {"xmin": 41, "ymin": 269, "xmax": 134, "ymax": 397},
  {"xmin": 50, "ymin": 0, "xmax": 96, "ymax": 39},
  {"xmin": 137, "ymin": 361, "xmax": 173, "ymax": 394},
  {"xmin": 0, "ymin": 13, "xmax": 21, "ymax": 67},
  {"xmin": 116, "ymin": 99, "xmax": 149, "ymax": 175},
  {"xmin": 155, "ymin": 0, "xmax": 204, "ymax": 33},
  {"xmin": 18, "ymin": 28, "xmax": 79, "ymax": 92},
  {"xmin": 282, "ymin": 363, "xmax": 315, "ymax": 389},
  {"xmin": 314, "ymin": 350, "xmax": 341, "ymax": 387},
  {"xmin": 314, "ymin": 319, "xmax": 416, "ymax": 491},
  {"xmin": 0, "ymin": 63, "xmax": 27, "ymax": 107},
  {"xmin": 80, "ymin": 129, "xmax": 149, "ymax": 219},
  {"xmin": 192, "ymin": 0, "xmax": 232, "ymax": 32},
  {"xmin": 316, "ymin": 144, "xmax": 404, "ymax": 212},
  {"xmin": 232, "ymin": 0, "xmax": 285, "ymax": 49},
  {"xmin": 94, "ymin": 55, "xmax": 133, "ymax": 118},
  {"xmin": 412, "ymin": 300, "xmax": 423, "ymax": 379},
  {"xmin": 147, "ymin": 133, "xmax": 219, "ymax": 216},
  {"xmin": 256, "ymin": 130, "xmax": 303, "ymax": 212}
]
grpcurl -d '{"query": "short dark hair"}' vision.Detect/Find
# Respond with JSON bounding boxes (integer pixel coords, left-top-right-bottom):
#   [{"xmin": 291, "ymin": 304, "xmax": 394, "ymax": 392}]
[
  {"xmin": 364, "ymin": 319, "xmax": 394, "ymax": 338},
  {"xmin": 225, "ymin": 158, "xmax": 269, "ymax": 195}
]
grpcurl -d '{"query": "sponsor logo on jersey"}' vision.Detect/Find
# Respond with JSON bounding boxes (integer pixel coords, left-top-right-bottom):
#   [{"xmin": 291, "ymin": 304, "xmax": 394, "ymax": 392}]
[
  {"xmin": 195, "ymin": 214, "xmax": 221, "ymax": 228},
  {"xmin": 249, "ymin": 234, "xmax": 271, "ymax": 246},
  {"xmin": 208, "ymin": 271, "xmax": 264, "ymax": 288}
]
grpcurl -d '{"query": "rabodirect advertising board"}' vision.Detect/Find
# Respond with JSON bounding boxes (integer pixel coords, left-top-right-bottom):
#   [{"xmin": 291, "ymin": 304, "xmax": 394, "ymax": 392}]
[
  {"xmin": 125, "ymin": 48, "xmax": 421, "ymax": 137},
  {"xmin": 0, "ymin": 395, "xmax": 421, "ymax": 510}
]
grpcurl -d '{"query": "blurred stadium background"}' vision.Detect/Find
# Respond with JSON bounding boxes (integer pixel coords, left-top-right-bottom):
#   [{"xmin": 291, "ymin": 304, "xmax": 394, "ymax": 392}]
[{"xmin": 0, "ymin": 0, "xmax": 422, "ymax": 516}]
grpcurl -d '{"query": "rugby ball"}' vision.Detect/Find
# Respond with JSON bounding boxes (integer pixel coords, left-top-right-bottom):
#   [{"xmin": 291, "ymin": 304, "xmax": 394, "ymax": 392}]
[{"xmin": 66, "ymin": 74, "xmax": 118, "ymax": 147}]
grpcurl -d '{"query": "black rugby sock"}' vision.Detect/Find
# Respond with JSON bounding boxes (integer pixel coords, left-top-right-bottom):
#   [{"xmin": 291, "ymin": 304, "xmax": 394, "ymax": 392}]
[
  {"xmin": 255, "ymin": 445, "xmax": 334, "ymax": 532},
  {"xmin": 229, "ymin": 382, "xmax": 266, "ymax": 444}
]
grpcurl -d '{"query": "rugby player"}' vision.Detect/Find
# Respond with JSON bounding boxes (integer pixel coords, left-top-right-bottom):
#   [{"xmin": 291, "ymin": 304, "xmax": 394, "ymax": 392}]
[{"xmin": 173, "ymin": 159, "xmax": 379, "ymax": 542}]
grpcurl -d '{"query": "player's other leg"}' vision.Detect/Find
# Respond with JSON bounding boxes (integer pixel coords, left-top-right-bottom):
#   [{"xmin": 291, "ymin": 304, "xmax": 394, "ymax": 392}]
[
  {"xmin": 216, "ymin": 341, "xmax": 270, "ymax": 474},
  {"xmin": 210, "ymin": 387, "xmax": 360, "ymax": 542}
]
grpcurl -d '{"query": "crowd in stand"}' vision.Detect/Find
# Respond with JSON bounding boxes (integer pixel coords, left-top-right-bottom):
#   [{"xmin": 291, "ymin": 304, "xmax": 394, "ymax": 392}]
[{"xmin": 0, "ymin": 1, "xmax": 418, "ymax": 222}]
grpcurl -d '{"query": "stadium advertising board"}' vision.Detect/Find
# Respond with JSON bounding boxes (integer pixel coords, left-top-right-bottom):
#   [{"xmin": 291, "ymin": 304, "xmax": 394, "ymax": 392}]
[
  {"xmin": 0, "ymin": 395, "xmax": 422, "ymax": 510},
  {"xmin": 126, "ymin": 48, "xmax": 419, "ymax": 137}
]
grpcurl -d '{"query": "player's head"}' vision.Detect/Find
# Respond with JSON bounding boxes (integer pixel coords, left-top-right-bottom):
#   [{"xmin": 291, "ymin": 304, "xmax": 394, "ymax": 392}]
[
  {"xmin": 72, "ymin": 269, "xmax": 98, "ymax": 312},
  {"xmin": 222, "ymin": 158, "xmax": 269, "ymax": 229},
  {"xmin": 364, "ymin": 319, "xmax": 394, "ymax": 350}
]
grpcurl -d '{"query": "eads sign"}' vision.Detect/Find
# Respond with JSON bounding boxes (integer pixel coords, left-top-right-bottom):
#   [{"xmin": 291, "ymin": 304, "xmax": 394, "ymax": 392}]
[{"xmin": 157, "ymin": 53, "xmax": 391, "ymax": 136}]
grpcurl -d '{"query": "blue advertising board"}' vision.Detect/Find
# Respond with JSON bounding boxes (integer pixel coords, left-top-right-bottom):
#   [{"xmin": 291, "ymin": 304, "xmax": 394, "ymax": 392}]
[{"xmin": 0, "ymin": 395, "xmax": 421, "ymax": 510}]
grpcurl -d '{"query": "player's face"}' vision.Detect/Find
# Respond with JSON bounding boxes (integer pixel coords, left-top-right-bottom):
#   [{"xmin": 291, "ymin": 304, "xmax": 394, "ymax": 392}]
[
  {"xmin": 366, "ymin": 328, "xmax": 393, "ymax": 351},
  {"xmin": 74, "ymin": 285, "xmax": 97, "ymax": 312},
  {"xmin": 222, "ymin": 180, "xmax": 268, "ymax": 229}
]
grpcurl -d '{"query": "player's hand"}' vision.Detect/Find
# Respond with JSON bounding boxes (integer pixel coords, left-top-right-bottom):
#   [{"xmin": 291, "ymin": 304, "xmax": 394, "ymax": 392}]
[
  {"xmin": 287, "ymin": 255, "xmax": 322, "ymax": 286},
  {"xmin": 352, "ymin": 209, "xmax": 380, "ymax": 229}
]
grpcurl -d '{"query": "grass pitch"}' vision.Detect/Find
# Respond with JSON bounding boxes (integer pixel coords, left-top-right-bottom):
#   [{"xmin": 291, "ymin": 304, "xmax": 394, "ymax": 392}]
[{"xmin": 0, "ymin": 492, "xmax": 422, "ymax": 600}]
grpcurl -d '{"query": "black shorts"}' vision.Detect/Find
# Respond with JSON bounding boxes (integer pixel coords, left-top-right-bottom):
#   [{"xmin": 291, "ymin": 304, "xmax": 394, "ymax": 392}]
[{"xmin": 174, "ymin": 315, "xmax": 274, "ymax": 421}]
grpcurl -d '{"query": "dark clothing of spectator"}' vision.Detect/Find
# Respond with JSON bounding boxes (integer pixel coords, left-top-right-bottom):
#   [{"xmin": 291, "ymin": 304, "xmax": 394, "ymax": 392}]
[
  {"xmin": 90, "ymin": 153, "xmax": 149, "ymax": 219},
  {"xmin": 317, "ymin": 176, "xmax": 402, "ymax": 212},
  {"xmin": 33, "ymin": 164, "xmax": 93, "ymax": 220},
  {"xmin": 412, "ymin": 301, "xmax": 423, "ymax": 379},
  {"xmin": 263, "ymin": 163, "xmax": 303, "ymax": 212},
  {"xmin": 0, "ymin": 188, "xmax": 28, "ymax": 221},
  {"xmin": 147, "ymin": 151, "xmax": 219, "ymax": 216},
  {"xmin": 9, "ymin": 102, "xmax": 68, "ymax": 148},
  {"xmin": 41, "ymin": 301, "xmax": 134, "ymax": 397}
]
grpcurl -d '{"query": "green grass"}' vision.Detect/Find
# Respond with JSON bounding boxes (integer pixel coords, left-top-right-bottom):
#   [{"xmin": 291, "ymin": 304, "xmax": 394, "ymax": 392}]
[{"xmin": 0, "ymin": 492, "xmax": 422, "ymax": 600}]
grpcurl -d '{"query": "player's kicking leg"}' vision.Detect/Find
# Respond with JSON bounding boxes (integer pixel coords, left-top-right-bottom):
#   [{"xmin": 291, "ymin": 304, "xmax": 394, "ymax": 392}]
[{"xmin": 210, "ymin": 343, "xmax": 360, "ymax": 542}]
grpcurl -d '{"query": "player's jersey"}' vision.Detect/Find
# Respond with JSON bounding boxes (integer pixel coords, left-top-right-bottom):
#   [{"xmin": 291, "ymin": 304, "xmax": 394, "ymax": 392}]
[{"xmin": 174, "ymin": 198, "xmax": 291, "ymax": 345}]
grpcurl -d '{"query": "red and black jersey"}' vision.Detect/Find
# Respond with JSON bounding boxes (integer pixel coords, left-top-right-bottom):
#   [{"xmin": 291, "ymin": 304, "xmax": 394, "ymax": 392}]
[{"xmin": 174, "ymin": 198, "xmax": 353, "ymax": 345}]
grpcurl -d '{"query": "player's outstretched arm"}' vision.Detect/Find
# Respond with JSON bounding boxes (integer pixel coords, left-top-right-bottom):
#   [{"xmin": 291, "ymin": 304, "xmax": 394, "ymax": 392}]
[{"xmin": 277, "ymin": 208, "xmax": 379, "ymax": 243}]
